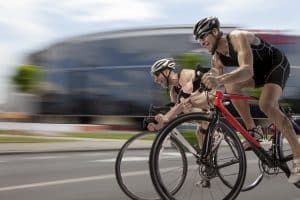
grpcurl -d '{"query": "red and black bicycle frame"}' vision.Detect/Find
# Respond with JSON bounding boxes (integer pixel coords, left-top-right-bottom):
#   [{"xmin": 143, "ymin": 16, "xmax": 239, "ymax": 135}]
[{"xmin": 202, "ymin": 90, "xmax": 292, "ymax": 176}]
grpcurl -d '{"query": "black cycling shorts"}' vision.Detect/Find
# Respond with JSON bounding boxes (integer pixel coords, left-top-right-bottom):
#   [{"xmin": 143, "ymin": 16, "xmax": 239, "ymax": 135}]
[{"xmin": 254, "ymin": 49, "xmax": 290, "ymax": 90}]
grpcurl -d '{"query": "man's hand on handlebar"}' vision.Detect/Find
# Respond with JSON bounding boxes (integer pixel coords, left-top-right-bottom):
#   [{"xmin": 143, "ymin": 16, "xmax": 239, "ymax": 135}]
[
  {"xmin": 202, "ymin": 68, "xmax": 222, "ymax": 89},
  {"xmin": 147, "ymin": 120, "xmax": 164, "ymax": 131},
  {"xmin": 155, "ymin": 114, "xmax": 169, "ymax": 124},
  {"xmin": 180, "ymin": 98, "xmax": 193, "ymax": 113}
]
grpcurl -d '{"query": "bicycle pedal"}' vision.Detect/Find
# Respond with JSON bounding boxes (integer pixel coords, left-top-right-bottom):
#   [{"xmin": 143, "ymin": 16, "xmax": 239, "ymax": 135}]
[
  {"xmin": 195, "ymin": 181, "xmax": 201, "ymax": 187},
  {"xmin": 195, "ymin": 179, "xmax": 211, "ymax": 188}
]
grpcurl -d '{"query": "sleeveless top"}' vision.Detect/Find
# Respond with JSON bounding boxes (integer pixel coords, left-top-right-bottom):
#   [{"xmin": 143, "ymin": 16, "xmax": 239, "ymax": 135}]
[
  {"xmin": 174, "ymin": 66, "xmax": 207, "ymax": 102},
  {"xmin": 216, "ymin": 34, "xmax": 281, "ymax": 83}
]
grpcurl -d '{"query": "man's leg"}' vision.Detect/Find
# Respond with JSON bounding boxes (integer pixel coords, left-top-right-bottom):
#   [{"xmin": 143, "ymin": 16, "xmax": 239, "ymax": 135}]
[
  {"xmin": 224, "ymin": 78, "xmax": 256, "ymax": 130},
  {"xmin": 259, "ymin": 83, "xmax": 300, "ymax": 183},
  {"xmin": 196, "ymin": 121, "xmax": 209, "ymax": 149},
  {"xmin": 195, "ymin": 121, "xmax": 211, "ymax": 188},
  {"xmin": 190, "ymin": 92, "xmax": 211, "ymax": 108}
]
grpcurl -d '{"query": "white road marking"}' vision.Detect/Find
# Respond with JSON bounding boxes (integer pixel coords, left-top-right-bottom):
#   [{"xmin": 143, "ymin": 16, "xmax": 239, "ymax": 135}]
[
  {"xmin": 79, "ymin": 152, "xmax": 112, "ymax": 157},
  {"xmin": 22, "ymin": 156, "xmax": 65, "ymax": 160},
  {"xmin": 89, "ymin": 157, "xmax": 144, "ymax": 162},
  {"xmin": 0, "ymin": 167, "xmax": 178, "ymax": 192},
  {"xmin": 89, "ymin": 153, "xmax": 183, "ymax": 163},
  {"xmin": 0, "ymin": 156, "xmax": 65, "ymax": 163},
  {"xmin": 0, "ymin": 156, "xmax": 262, "ymax": 192}
]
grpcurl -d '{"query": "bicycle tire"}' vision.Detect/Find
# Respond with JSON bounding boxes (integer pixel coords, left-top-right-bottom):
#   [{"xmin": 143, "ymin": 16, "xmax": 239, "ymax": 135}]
[
  {"xmin": 115, "ymin": 131, "xmax": 188, "ymax": 200},
  {"xmin": 150, "ymin": 112, "xmax": 247, "ymax": 200}
]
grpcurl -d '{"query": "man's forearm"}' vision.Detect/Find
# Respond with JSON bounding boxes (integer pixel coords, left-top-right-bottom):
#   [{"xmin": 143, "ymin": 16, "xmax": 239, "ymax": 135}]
[
  {"xmin": 164, "ymin": 103, "xmax": 184, "ymax": 120},
  {"xmin": 217, "ymin": 66, "xmax": 253, "ymax": 84}
]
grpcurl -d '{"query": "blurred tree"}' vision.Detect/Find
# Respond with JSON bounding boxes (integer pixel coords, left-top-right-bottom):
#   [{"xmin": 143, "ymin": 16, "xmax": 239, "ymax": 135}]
[
  {"xmin": 175, "ymin": 52, "xmax": 209, "ymax": 69},
  {"xmin": 12, "ymin": 64, "xmax": 44, "ymax": 93}
]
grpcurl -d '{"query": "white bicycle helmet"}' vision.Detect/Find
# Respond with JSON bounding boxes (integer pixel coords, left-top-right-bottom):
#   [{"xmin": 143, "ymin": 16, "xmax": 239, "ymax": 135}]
[{"xmin": 150, "ymin": 58, "xmax": 176, "ymax": 76}]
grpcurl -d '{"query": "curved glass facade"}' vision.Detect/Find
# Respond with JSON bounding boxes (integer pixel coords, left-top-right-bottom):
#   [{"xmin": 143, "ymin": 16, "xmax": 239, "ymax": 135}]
[{"xmin": 28, "ymin": 27, "xmax": 300, "ymax": 118}]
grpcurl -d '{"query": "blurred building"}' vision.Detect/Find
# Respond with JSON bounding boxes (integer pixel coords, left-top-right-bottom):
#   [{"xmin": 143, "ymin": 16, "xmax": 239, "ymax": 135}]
[{"xmin": 23, "ymin": 25, "xmax": 300, "ymax": 125}]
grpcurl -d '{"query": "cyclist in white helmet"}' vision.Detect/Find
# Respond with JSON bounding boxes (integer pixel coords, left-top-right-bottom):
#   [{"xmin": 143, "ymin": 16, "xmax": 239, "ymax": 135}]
[
  {"xmin": 147, "ymin": 57, "xmax": 216, "ymax": 149},
  {"xmin": 194, "ymin": 16, "xmax": 300, "ymax": 183}
]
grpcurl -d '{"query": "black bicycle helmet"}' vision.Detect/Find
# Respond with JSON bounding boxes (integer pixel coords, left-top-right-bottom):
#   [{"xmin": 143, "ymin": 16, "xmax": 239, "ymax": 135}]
[{"xmin": 193, "ymin": 16, "xmax": 220, "ymax": 40}]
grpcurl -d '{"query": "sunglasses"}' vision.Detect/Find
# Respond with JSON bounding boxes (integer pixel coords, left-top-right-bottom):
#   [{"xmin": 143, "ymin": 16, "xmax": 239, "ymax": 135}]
[
  {"xmin": 151, "ymin": 71, "xmax": 161, "ymax": 77},
  {"xmin": 197, "ymin": 31, "xmax": 212, "ymax": 41}
]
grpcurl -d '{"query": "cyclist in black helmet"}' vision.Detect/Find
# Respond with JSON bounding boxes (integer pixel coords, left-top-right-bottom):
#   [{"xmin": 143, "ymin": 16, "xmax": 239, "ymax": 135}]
[
  {"xmin": 194, "ymin": 16, "xmax": 300, "ymax": 183},
  {"xmin": 193, "ymin": 16, "xmax": 221, "ymax": 55}
]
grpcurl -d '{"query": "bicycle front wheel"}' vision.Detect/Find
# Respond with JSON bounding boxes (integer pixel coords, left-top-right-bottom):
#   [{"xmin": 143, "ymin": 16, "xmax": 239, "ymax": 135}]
[
  {"xmin": 276, "ymin": 130, "xmax": 300, "ymax": 189},
  {"xmin": 150, "ymin": 113, "xmax": 247, "ymax": 200},
  {"xmin": 115, "ymin": 131, "xmax": 188, "ymax": 200}
]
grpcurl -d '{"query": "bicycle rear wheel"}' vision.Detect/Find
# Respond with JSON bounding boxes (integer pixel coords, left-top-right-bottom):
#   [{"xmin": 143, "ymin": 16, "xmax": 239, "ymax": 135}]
[
  {"xmin": 115, "ymin": 131, "xmax": 188, "ymax": 200},
  {"xmin": 150, "ymin": 113, "xmax": 246, "ymax": 200},
  {"xmin": 215, "ymin": 121, "xmax": 264, "ymax": 192}
]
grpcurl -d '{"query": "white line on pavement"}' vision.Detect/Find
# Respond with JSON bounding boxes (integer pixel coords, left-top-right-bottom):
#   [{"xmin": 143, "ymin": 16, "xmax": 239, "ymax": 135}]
[
  {"xmin": 89, "ymin": 152, "xmax": 190, "ymax": 163},
  {"xmin": 89, "ymin": 156, "xmax": 181, "ymax": 163},
  {"xmin": 0, "ymin": 157, "xmax": 261, "ymax": 192},
  {"xmin": 0, "ymin": 156, "xmax": 66, "ymax": 163},
  {"xmin": 80, "ymin": 152, "xmax": 112, "ymax": 157},
  {"xmin": 89, "ymin": 157, "xmax": 145, "ymax": 162},
  {"xmin": 0, "ymin": 175, "xmax": 116, "ymax": 192},
  {"xmin": 22, "ymin": 156, "xmax": 66, "ymax": 160},
  {"xmin": 0, "ymin": 167, "xmax": 179, "ymax": 192}
]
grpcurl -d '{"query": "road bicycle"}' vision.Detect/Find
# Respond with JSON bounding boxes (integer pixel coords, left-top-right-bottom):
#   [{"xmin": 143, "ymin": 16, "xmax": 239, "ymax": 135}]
[
  {"xmin": 149, "ymin": 90, "xmax": 300, "ymax": 200},
  {"xmin": 115, "ymin": 103, "xmax": 230, "ymax": 200}
]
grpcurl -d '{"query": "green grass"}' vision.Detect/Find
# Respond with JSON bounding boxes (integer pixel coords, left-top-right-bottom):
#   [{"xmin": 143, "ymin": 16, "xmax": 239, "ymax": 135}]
[
  {"xmin": 0, "ymin": 136, "xmax": 72, "ymax": 143},
  {"xmin": 139, "ymin": 134, "xmax": 156, "ymax": 140},
  {"xmin": 63, "ymin": 132, "xmax": 138, "ymax": 140},
  {"xmin": 63, "ymin": 132, "xmax": 158, "ymax": 140},
  {"xmin": 1, "ymin": 127, "xmax": 297, "ymax": 144},
  {"xmin": 0, "ymin": 130, "xmax": 148, "ymax": 142},
  {"xmin": 64, "ymin": 130, "xmax": 198, "ymax": 143},
  {"xmin": 178, "ymin": 129, "xmax": 199, "ymax": 147}
]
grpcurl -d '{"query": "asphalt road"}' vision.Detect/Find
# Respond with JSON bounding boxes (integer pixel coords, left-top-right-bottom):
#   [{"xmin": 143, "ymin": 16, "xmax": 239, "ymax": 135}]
[{"xmin": 0, "ymin": 151, "xmax": 299, "ymax": 200}]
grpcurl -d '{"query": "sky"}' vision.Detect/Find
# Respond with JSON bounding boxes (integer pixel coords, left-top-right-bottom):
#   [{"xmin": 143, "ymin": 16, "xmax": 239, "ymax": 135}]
[{"xmin": 0, "ymin": 0, "xmax": 300, "ymax": 104}]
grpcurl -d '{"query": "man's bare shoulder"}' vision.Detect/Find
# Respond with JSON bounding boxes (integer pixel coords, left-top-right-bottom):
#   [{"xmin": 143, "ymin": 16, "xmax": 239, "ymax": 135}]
[
  {"xmin": 181, "ymin": 69, "xmax": 194, "ymax": 76},
  {"xmin": 230, "ymin": 30, "xmax": 255, "ymax": 41},
  {"xmin": 180, "ymin": 69, "xmax": 195, "ymax": 83}
]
